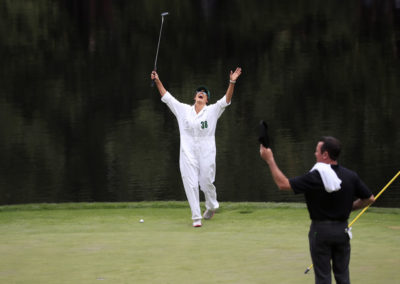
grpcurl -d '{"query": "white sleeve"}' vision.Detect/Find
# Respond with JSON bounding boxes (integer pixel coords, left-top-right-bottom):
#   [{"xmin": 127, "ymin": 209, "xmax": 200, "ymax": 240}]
[
  {"xmin": 216, "ymin": 95, "xmax": 231, "ymax": 108},
  {"xmin": 210, "ymin": 95, "xmax": 231, "ymax": 118},
  {"xmin": 161, "ymin": 92, "xmax": 186, "ymax": 118}
]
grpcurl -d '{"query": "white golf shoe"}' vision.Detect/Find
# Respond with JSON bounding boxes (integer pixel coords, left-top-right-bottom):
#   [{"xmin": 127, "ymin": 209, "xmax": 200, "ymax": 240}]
[{"xmin": 192, "ymin": 220, "xmax": 202, "ymax": 227}]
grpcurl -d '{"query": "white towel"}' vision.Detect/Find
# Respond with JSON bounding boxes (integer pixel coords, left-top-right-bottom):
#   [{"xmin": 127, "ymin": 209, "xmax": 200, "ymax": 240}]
[{"xmin": 310, "ymin": 162, "xmax": 342, "ymax": 193}]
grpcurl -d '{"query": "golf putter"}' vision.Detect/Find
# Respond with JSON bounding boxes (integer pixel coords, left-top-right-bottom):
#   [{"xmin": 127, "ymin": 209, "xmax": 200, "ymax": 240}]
[{"xmin": 151, "ymin": 12, "xmax": 169, "ymax": 87}]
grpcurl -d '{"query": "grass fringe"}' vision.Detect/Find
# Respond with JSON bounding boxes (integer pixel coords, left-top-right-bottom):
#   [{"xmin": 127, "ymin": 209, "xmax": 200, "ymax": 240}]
[{"xmin": 0, "ymin": 201, "xmax": 399, "ymax": 214}]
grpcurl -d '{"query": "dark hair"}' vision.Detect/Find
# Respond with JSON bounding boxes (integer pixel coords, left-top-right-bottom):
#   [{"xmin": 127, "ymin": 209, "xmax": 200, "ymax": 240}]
[{"xmin": 319, "ymin": 136, "xmax": 341, "ymax": 161}]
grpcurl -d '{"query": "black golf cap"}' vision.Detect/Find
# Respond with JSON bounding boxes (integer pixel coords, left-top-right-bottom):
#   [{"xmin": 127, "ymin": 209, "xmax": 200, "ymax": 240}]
[
  {"xmin": 195, "ymin": 86, "xmax": 210, "ymax": 100},
  {"xmin": 258, "ymin": 120, "xmax": 270, "ymax": 148}
]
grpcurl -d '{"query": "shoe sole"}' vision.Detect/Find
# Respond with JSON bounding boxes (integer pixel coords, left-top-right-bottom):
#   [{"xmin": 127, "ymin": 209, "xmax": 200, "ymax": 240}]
[{"xmin": 203, "ymin": 211, "xmax": 215, "ymax": 220}]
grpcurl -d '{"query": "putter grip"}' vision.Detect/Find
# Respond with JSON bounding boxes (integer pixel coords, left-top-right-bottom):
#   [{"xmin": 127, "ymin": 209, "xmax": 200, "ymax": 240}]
[{"xmin": 151, "ymin": 68, "xmax": 157, "ymax": 87}]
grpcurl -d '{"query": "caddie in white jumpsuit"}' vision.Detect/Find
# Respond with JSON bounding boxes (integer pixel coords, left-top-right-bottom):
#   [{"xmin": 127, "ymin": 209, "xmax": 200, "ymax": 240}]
[{"xmin": 151, "ymin": 68, "xmax": 242, "ymax": 227}]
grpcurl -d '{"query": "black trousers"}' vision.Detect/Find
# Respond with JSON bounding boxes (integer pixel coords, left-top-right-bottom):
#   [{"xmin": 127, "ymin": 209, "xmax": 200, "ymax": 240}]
[{"xmin": 309, "ymin": 221, "xmax": 351, "ymax": 284}]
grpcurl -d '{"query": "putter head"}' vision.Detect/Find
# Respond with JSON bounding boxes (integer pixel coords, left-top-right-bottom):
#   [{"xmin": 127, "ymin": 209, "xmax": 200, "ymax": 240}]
[
  {"xmin": 258, "ymin": 120, "xmax": 270, "ymax": 148},
  {"xmin": 161, "ymin": 12, "xmax": 169, "ymax": 17}
]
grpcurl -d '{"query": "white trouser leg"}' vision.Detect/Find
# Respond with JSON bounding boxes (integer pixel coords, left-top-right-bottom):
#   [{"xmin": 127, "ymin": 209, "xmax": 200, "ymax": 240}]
[
  {"xmin": 201, "ymin": 182, "xmax": 219, "ymax": 211},
  {"xmin": 199, "ymin": 157, "xmax": 219, "ymax": 211},
  {"xmin": 180, "ymin": 156, "xmax": 201, "ymax": 221}
]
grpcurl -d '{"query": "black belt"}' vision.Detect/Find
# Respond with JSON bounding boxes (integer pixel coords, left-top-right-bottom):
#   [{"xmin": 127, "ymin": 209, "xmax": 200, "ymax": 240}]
[{"xmin": 312, "ymin": 220, "xmax": 347, "ymax": 224}]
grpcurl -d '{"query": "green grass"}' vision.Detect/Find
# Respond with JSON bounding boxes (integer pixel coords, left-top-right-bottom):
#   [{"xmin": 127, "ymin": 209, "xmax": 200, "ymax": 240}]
[{"xmin": 0, "ymin": 202, "xmax": 399, "ymax": 283}]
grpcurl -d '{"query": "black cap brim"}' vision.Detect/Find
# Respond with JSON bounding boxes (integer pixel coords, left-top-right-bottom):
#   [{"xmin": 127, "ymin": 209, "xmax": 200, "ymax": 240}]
[
  {"xmin": 258, "ymin": 120, "xmax": 270, "ymax": 148},
  {"xmin": 195, "ymin": 86, "xmax": 210, "ymax": 99}
]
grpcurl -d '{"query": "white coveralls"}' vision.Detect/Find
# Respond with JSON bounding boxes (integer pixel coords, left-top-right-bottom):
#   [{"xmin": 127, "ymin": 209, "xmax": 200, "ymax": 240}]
[{"xmin": 161, "ymin": 91, "xmax": 230, "ymax": 221}]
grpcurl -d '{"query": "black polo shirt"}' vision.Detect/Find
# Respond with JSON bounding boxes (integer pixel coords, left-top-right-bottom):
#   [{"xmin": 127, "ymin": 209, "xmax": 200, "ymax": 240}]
[{"xmin": 289, "ymin": 164, "xmax": 372, "ymax": 221}]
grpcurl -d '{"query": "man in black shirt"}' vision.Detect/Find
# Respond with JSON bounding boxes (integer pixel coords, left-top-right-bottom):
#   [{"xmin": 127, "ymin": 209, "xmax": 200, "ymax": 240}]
[{"xmin": 260, "ymin": 136, "xmax": 375, "ymax": 284}]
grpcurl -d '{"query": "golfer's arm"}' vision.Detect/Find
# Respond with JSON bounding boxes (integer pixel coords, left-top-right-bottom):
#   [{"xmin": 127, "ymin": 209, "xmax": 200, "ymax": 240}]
[
  {"xmin": 154, "ymin": 78, "xmax": 167, "ymax": 97},
  {"xmin": 225, "ymin": 82, "xmax": 235, "ymax": 103},
  {"xmin": 352, "ymin": 195, "xmax": 375, "ymax": 211},
  {"xmin": 266, "ymin": 158, "xmax": 292, "ymax": 191}
]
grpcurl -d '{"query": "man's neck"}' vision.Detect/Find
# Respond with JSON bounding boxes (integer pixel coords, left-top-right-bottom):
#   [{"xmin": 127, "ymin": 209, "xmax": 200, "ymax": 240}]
[
  {"xmin": 195, "ymin": 102, "xmax": 205, "ymax": 113},
  {"xmin": 321, "ymin": 160, "xmax": 338, "ymax": 165}
]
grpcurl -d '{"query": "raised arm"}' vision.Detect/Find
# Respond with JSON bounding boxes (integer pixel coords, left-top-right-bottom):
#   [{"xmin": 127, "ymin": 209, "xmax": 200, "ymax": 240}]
[
  {"xmin": 260, "ymin": 145, "xmax": 292, "ymax": 191},
  {"xmin": 151, "ymin": 71, "xmax": 167, "ymax": 97},
  {"xmin": 225, "ymin": 67, "xmax": 242, "ymax": 104}
]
